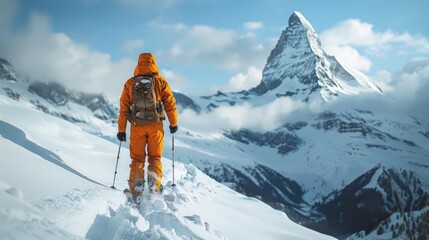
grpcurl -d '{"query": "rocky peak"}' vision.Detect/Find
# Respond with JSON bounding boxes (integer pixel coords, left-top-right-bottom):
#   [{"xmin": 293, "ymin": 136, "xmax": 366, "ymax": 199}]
[
  {"xmin": 28, "ymin": 81, "xmax": 117, "ymax": 121},
  {"xmin": 251, "ymin": 11, "xmax": 321, "ymax": 97},
  {"xmin": 288, "ymin": 11, "xmax": 314, "ymax": 30},
  {"xmin": 251, "ymin": 11, "xmax": 381, "ymax": 102},
  {"xmin": 0, "ymin": 58, "xmax": 18, "ymax": 82}
]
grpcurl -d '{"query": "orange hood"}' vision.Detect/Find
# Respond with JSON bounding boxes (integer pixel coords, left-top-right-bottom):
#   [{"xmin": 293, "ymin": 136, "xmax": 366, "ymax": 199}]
[{"xmin": 134, "ymin": 53, "xmax": 160, "ymax": 76}]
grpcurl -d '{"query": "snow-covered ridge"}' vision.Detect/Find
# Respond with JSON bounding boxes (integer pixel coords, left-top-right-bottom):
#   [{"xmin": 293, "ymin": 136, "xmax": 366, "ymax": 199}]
[
  {"xmin": 0, "ymin": 58, "xmax": 118, "ymax": 140},
  {"xmin": 0, "ymin": 88, "xmax": 335, "ymax": 239},
  {"xmin": 288, "ymin": 11, "xmax": 323, "ymax": 58}
]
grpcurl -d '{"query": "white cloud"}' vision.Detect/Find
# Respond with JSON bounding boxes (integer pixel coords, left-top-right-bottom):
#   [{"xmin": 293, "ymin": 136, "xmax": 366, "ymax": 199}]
[
  {"xmin": 370, "ymin": 70, "xmax": 394, "ymax": 92},
  {"xmin": 321, "ymin": 19, "xmax": 429, "ymax": 52},
  {"xmin": 321, "ymin": 19, "xmax": 376, "ymax": 48},
  {"xmin": 321, "ymin": 18, "xmax": 429, "ymax": 72},
  {"xmin": 327, "ymin": 45, "xmax": 372, "ymax": 72},
  {"xmin": 323, "ymin": 58, "xmax": 429, "ymax": 123},
  {"xmin": 181, "ymin": 97, "xmax": 306, "ymax": 132},
  {"xmin": 161, "ymin": 24, "xmax": 238, "ymax": 68},
  {"xmin": 244, "ymin": 21, "xmax": 263, "ymax": 30},
  {"xmin": 0, "ymin": 12, "xmax": 135, "ymax": 98},
  {"xmin": 220, "ymin": 66, "xmax": 262, "ymax": 92},
  {"xmin": 372, "ymin": 70, "xmax": 392, "ymax": 83},
  {"xmin": 155, "ymin": 22, "xmax": 274, "ymax": 71},
  {"xmin": 161, "ymin": 69, "xmax": 189, "ymax": 91},
  {"xmin": 389, "ymin": 58, "xmax": 429, "ymax": 102},
  {"xmin": 121, "ymin": 39, "xmax": 145, "ymax": 53}
]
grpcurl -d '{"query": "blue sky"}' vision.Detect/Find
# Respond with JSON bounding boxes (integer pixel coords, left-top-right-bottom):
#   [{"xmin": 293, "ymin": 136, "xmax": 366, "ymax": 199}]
[{"xmin": 1, "ymin": 0, "xmax": 429, "ymax": 97}]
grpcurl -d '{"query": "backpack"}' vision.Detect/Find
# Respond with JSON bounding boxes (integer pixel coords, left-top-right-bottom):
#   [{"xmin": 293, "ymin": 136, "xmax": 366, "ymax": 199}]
[{"xmin": 126, "ymin": 74, "xmax": 165, "ymax": 126}]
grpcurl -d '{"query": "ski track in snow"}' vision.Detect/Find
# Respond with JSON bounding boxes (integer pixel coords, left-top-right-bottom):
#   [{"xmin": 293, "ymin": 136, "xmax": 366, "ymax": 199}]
[
  {"xmin": 82, "ymin": 165, "xmax": 228, "ymax": 240},
  {"xmin": 0, "ymin": 131, "xmax": 226, "ymax": 240},
  {"xmin": 0, "ymin": 165, "xmax": 227, "ymax": 240},
  {"xmin": 0, "ymin": 163, "xmax": 334, "ymax": 240},
  {"xmin": 0, "ymin": 128, "xmax": 336, "ymax": 240}
]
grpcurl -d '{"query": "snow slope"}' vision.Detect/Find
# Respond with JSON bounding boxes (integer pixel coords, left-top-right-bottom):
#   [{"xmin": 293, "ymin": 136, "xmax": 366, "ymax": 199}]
[{"xmin": 0, "ymin": 86, "xmax": 335, "ymax": 239}]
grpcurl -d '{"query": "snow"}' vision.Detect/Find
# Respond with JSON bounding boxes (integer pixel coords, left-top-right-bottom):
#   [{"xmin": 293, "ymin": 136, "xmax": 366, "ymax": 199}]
[{"xmin": 0, "ymin": 87, "xmax": 335, "ymax": 239}]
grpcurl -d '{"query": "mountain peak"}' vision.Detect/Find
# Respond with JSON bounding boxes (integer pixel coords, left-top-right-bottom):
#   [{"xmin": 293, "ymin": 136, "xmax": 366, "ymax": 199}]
[
  {"xmin": 289, "ymin": 11, "xmax": 315, "ymax": 33},
  {"xmin": 250, "ymin": 11, "xmax": 382, "ymax": 101}
]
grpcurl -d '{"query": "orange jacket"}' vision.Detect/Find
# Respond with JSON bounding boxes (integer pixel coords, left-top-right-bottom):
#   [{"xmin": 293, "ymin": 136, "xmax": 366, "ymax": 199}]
[{"xmin": 118, "ymin": 53, "xmax": 178, "ymax": 132}]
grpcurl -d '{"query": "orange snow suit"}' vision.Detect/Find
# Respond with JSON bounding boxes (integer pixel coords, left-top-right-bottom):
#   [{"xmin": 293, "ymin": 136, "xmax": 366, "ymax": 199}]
[{"xmin": 118, "ymin": 53, "xmax": 178, "ymax": 195}]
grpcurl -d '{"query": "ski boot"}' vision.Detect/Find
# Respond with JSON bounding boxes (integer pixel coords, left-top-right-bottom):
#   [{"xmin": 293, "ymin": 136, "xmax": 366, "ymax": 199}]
[
  {"xmin": 133, "ymin": 183, "xmax": 144, "ymax": 204},
  {"xmin": 127, "ymin": 179, "xmax": 145, "ymax": 205},
  {"xmin": 148, "ymin": 177, "xmax": 163, "ymax": 195}
]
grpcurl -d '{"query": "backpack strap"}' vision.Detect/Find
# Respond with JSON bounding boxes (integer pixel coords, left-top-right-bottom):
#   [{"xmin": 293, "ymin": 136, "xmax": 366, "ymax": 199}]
[
  {"xmin": 150, "ymin": 77, "xmax": 158, "ymax": 116},
  {"xmin": 150, "ymin": 74, "xmax": 166, "ymax": 120}
]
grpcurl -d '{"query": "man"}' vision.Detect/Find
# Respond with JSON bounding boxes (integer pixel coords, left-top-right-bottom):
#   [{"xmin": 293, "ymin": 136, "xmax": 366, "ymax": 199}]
[{"xmin": 117, "ymin": 53, "xmax": 178, "ymax": 202}]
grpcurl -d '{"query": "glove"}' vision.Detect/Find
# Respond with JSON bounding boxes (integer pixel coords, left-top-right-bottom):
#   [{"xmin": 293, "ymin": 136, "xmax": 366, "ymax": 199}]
[
  {"xmin": 117, "ymin": 132, "xmax": 126, "ymax": 142},
  {"xmin": 169, "ymin": 125, "xmax": 178, "ymax": 134}
]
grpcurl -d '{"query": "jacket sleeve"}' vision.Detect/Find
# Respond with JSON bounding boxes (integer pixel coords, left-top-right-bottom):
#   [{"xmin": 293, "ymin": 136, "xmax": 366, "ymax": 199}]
[
  {"xmin": 118, "ymin": 79, "xmax": 133, "ymax": 132},
  {"xmin": 159, "ymin": 77, "xmax": 178, "ymax": 127}
]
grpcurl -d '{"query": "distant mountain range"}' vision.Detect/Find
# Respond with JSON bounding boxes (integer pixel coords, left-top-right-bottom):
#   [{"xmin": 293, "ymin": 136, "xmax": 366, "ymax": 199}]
[
  {"xmin": 0, "ymin": 60, "xmax": 118, "ymax": 140},
  {"xmin": 1, "ymin": 11, "xmax": 428, "ymax": 240}
]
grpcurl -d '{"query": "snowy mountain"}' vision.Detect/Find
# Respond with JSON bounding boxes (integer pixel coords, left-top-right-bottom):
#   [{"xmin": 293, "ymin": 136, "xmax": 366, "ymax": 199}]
[
  {"xmin": 169, "ymin": 11, "xmax": 429, "ymax": 239},
  {"xmin": 0, "ymin": 59, "xmax": 118, "ymax": 140},
  {"xmin": 252, "ymin": 12, "xmax": 382, "ymax": 102},
  {"xmin": 0, "ymin": 61, "xmax": 334, "ymax": 239},
  {"xmin": 28, "ymin": 81, "xmax": 117, "ymax": 121}
]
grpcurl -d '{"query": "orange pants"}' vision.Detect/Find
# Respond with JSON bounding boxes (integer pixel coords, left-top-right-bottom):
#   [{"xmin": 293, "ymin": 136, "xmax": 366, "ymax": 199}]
[{"xmin": 128, "ymin": 122, "xmax": 164, "ymax": 194}]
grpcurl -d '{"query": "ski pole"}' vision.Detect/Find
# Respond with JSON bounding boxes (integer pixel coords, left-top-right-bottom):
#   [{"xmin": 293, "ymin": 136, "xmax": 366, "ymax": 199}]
[
  {"xmin": 111, "ymin": 141, "xmax": 122, "ymax": 189},
  {"xmin": 171, "ymin": 134, "xmax": 176, "ymax": 188}
]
